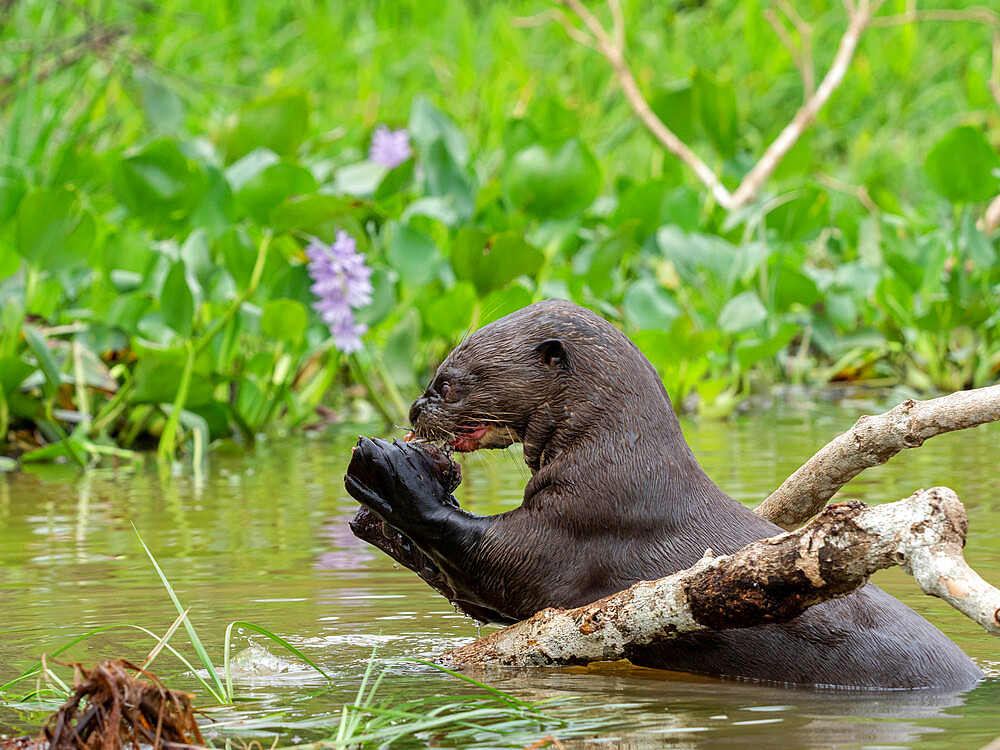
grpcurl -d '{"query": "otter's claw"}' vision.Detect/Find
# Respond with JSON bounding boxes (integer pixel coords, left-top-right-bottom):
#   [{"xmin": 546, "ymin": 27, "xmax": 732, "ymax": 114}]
[{"xmin": 344, "ymin": 436, "xmax": 460, "ymax": 531}]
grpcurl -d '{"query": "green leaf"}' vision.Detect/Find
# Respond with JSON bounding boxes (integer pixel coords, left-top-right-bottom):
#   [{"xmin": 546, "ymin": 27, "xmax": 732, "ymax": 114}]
[
  {"xmin": 217, "ymin": 227, "xmax": 258, "ymax": 288},
  {"xmin": 333, "ymin": 161, "xmax": 386, "ymax": 198},
  {"xmin": 221, "ymin": 90, "xmax": 311, "ymax": 163},
  {"xmin": 772, "ymin": 263, "xmax": 820, "ymax": 311},
  {"xmin": 261, "ymin": 299, "xmax": 308, "ymax": 344},
  {"xmin": 133, "ymin": 69, "xmax": 186, "ymax": 135},
  {"xmin": 717, "ymin": 291, "xmax": 767, "ymax": 333},
  {"xmin": 569, "ymin": 227, "xmax": 632, "ymax": 298},
  {"xmin": 409, "ymin": 96, "xmax": 469, "ymax": 167},
  {"xmin": 501, "ymin": 118, "xmax": 538, "ymax": 156},
  {"xmin": 623, "ymin": 278, "xmax": 681, "ymax": 330},
  {"xmin": 424, "ymin": 282, "xmax": 476, "ymax": 337},
  {"xmin": 387, "ymin": 223, "xmax": 438, "ymax": 285},
  {"xmin": 734, "ymin": 323, "xmax": 797, "ymax": 369},
  {"xmin": 0, "ymin": 357, "xmax": 35, "ymax": 395},
  {"xmin": 112, "ymin": 139, "xmax": 206, "ymax": 221},
  {"xmin": 502, "ymin": 138, "xmax": 601, "ymax": 218},
  {"xmin": 422, "ymin": 141, "xmax": 474, "ymax": 222},
  {"xmin": 133, "ymin": 359, "xmax": 214, "ymax": 408},
  {"xmin": 924, "ymin": 125, "xmax": 1000, "ymax": 203},
  {"xmin": 355, "ymin": 266, "xmax": 397, "ymax": 328},
  {"xmin": 451, "ymin": 230, "xmax": 544, "ymax": 293},
  {"xmin": 767, "ymin": 188, "xmax": 830, "ymax": 241},
  {"xmin": 15, "ymin": 188, "xmax": 95, "ymax": 271},
  {"xmin": 0, "ymin": 242, "xmax": 20, "ymax": 280},
  {"xmin": 22, "ymin": 327, "xmax": 63, "ymax": 394},
  {"xmin": 613, "ymin": 182, "xmax": 700, "ymax": 240},
  {"xmin": 960, "ymin": 210, "xmax": 996, "ymax": 267},
  {"xmin": 0, "ymin": 165, "xmax": 27, "ymax": 223},
  {"xmin": 692, "ymin": 70, "xmax": 739, "ymax": 157},
  {"xmin": 269, "ymin": 194, "xmax": 356, "ymax": 236},
  {"xmin": 236, "ymin": 161, "xmax": 317, "ymax": 223},
  {"xmin": 650, "ymin": 82, "xmax": 696, "ymax": 143},
  {"xmin": 374, "ymin": 159, "xmax": 415, "ymax": 202},
  {"xmin": 382, "ymin": 309, "xmax": 421, "ymax": 387},
  {"xmin": 161, "ymin": 261, "xmax": 195, "ymax": 337},
  {"xmin": 104, "ymin": 293, "xmax": 153, "ymax": 335},
  {"xmin": 479, "ymin": 286, "xmax": 533, "ymax": 325}
]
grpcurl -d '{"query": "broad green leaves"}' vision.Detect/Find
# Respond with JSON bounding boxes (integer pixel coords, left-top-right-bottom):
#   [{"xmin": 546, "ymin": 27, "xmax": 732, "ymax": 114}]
[
  {"xmin": 261, "ymin": 299, "xmax": 308, "ymax": 344},
  {"xmin": 16, "ymin": 188, "xmax": 95, "ymax": 270},
  {"xmin": 387, "ymin": 223, "xmax": 438, "ymax": 285},
  {"xmin": 691, "ymin": 70, "xmax": 738, "ymax": 157},
  {"xmin": 408, "ymin": 98, "xmax": 474, "ymax": 222},
  {"xmin": 623, "ymin": 279, "xmax": 681, "ymax": 330},
  {"xmin": 221, "ymin": 90, "xmax": 311, "ymax": 163},
  {"xmin": 502, "ymin": 138, "xmax": 600, "ymax": 218},
  {"xmin": 451, "ymin": 230, "xmax": 543, "ymax": 292},
  {"xmin": 113, "ymin": 140, "xmax": 206, "ymax": 222},
  {"xmin": 717, "ymin": 290, "xmax": 767, "ymax": 333},
  {"xmin": 161, "ymin": 261, "xmax": 195, "ymax": 337},
  {"xmin": 924, "ymin": 126, "xmax": 1000, "ymax": 203}
]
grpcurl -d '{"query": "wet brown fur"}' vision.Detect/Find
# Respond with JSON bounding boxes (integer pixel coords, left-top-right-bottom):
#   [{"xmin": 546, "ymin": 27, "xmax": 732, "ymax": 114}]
[{"xmin": 352, "ymin": 299, "xmax": 984, "ymax": 689}]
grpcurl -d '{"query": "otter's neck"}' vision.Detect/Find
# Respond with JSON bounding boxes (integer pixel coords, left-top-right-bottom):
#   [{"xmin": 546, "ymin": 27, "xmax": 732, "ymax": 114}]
[{"xmin": 521, "ymin": 385, "xmax": 729, "ymax": 520}]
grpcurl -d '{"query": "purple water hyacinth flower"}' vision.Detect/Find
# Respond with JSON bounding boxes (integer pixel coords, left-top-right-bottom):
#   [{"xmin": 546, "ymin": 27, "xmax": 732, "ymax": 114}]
[
  {"xmin": 305, "ymin": 230, "xmax": 374, "ymax": 354},
  {"xmin": 368, "ymin": 125, "xmax": 412, "ymax": 169}
]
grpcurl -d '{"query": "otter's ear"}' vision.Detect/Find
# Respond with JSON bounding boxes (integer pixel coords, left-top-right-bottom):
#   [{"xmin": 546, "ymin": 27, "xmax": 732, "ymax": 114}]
[{"xmin": 536, "ymin": 339, "xmax": 570, "ymax": 370}]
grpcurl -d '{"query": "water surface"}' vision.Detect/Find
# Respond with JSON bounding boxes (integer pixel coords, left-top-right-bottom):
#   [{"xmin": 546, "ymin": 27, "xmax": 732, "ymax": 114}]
[{"xmin": 1, "ymin": 396, "xmax": 998, "ymax": 748}]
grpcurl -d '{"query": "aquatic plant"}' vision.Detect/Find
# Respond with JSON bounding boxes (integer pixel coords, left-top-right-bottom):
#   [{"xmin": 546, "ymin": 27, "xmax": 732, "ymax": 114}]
[
  {"xmin": 0, "ymin": 0, "xmax": 998, "ymax": 464},
  {"xmin": 368, "ymin": 125, "xmax": 412, "ymax": 169},
  {"xmin": 0, "ymin": 532, "xmax": 610, "ymax": 748},
  {"xmin": 305, "ymin": 231, "xmax": 374, "ymax": 354}
]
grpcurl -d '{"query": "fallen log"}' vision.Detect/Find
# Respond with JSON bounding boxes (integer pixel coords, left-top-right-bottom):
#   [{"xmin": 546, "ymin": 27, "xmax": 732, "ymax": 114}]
[{"xmin": 444, "ymin": 487, "xmax": 1000, "ymax": 667}]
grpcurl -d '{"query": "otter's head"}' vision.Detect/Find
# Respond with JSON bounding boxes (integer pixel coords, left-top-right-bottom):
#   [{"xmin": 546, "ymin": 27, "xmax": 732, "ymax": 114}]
[{"xmin": 408, "ymin": 298, "xmax": 675, "ymax": 469}]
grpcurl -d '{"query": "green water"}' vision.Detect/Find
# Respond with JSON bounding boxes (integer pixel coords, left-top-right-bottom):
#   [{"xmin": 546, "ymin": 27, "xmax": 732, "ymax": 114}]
[{"xmin": 1, "ymin": 396, "xmax": 998, "ymax": 748}]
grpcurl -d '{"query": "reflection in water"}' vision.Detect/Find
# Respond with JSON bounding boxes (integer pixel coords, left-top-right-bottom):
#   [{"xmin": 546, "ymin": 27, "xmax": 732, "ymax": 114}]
[{"xmin": 0, "ymin": 401, "xmax": 998, "ymax": 748}]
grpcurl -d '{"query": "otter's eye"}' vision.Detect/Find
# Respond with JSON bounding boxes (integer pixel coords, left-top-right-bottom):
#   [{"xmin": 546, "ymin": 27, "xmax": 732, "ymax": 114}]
[{"xmin": 440, "ymin": 382, "xmax": 453, "ymax": 400}]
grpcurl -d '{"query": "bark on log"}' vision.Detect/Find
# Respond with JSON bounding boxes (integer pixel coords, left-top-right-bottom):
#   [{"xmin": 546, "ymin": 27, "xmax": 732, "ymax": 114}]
[
  {"xmin": 443, "ymin": 487, "xmax": 1000, "ymax": 667},
  {"xmin": 755, "ymin": 384, "xmax": 1000, "ymax": 530}
]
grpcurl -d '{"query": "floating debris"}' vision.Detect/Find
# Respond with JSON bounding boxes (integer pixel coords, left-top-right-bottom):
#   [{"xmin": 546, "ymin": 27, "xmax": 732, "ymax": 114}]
[{"xmin": 1, "ymin": 659, "xmax": 203, "ymax": 750}]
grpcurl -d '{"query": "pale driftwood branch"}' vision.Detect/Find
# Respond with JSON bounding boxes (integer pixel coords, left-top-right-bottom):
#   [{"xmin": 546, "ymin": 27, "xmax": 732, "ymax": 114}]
[
  {"xmin": 444, "ymin": 488, "xmax": 1000, "ymax": 667},
  {"xmin": 755, "ymin": 384, "xmax": 1000, "ymax": 530},
  {"xmin": 727, "ymin": 0, "xmax": 883, "ymax": 207},
  {"xmin": 554, "ymin": 0, "xmax": 730, "ymax": 206},
  {"xmin": 511, "ymin": 9, "xmax": 599, "ymax": 51},
  {"xmin": 538, "ymin": 1, "xmax": 1000, "ymax": 212},
  {"xmin": 815, "ymin": 171, "xmax": 877, "ymax": 211},
  {"xmin": 765, "ymin": 0, "xmax": 815, "ymax": 100},
  {"xmin": 983, "ymin": 193, "xmax": 1000, "ymax": 235},
  {"xmin": 545, "ymin": 0, "xmax": 880, "ymax": 211}
]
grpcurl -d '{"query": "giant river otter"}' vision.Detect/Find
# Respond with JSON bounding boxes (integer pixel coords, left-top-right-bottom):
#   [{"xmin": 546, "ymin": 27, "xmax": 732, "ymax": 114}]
[{"xmin": 345, "ymin": 299, "xmax": 983, "ymax": 689}]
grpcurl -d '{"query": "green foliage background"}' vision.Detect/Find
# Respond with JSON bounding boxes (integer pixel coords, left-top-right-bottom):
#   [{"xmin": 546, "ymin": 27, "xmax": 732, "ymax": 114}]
[{"xmin": 1, "ymin": 0, "xmax": 998, "ymax": 463}]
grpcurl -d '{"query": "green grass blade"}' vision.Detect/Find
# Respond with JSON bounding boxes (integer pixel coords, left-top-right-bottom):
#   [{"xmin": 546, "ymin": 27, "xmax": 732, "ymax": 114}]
[
  {"xmin": 224, "ymin": 621, "xmax": 332, "ymax": 682},
  {"xmin": 0, "ymin": 623, "xmax": 224, "ymax": 703},
  {"xmin": 132, "ymin": 524, "xmax": 227, "ymax": 700},
  {"xmin": 388, "ymin": 657, "xmax": 537, "ymax": 709}
]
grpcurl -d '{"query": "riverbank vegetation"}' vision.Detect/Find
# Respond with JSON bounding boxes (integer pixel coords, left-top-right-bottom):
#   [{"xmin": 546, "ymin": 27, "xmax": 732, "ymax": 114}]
[
  {"xmin": 1, "ymin": 0, "xmax": 998, "ymax": 464},
  {"xmin": 0, "ymin": 533, "xmax": 608, "ymax": 748}
]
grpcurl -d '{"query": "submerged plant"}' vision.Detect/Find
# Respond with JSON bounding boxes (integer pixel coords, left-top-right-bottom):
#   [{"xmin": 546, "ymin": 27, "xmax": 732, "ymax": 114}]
[{"xmin": 305, "ymin": 231, "xmax": 374, "ymax": 354}]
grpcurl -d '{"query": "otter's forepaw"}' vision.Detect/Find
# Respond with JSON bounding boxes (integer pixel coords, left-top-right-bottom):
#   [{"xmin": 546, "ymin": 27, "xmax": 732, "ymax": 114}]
[{"xmin": 344, "ymin": 437, "xmax": 459, "ymax": 530}]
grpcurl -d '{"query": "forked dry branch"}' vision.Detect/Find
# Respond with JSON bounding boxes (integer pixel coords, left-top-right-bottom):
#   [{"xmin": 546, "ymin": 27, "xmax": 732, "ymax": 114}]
[{"xmin": 520, "ymin": 1, "xmax": 1000, "ymax": 214}]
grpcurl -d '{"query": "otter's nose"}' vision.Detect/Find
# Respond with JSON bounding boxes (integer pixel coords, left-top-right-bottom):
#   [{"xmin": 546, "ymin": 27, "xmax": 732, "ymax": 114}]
[{"xmin": 408, "ymin": 396, "xmax": 425, "ymax": 426}]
